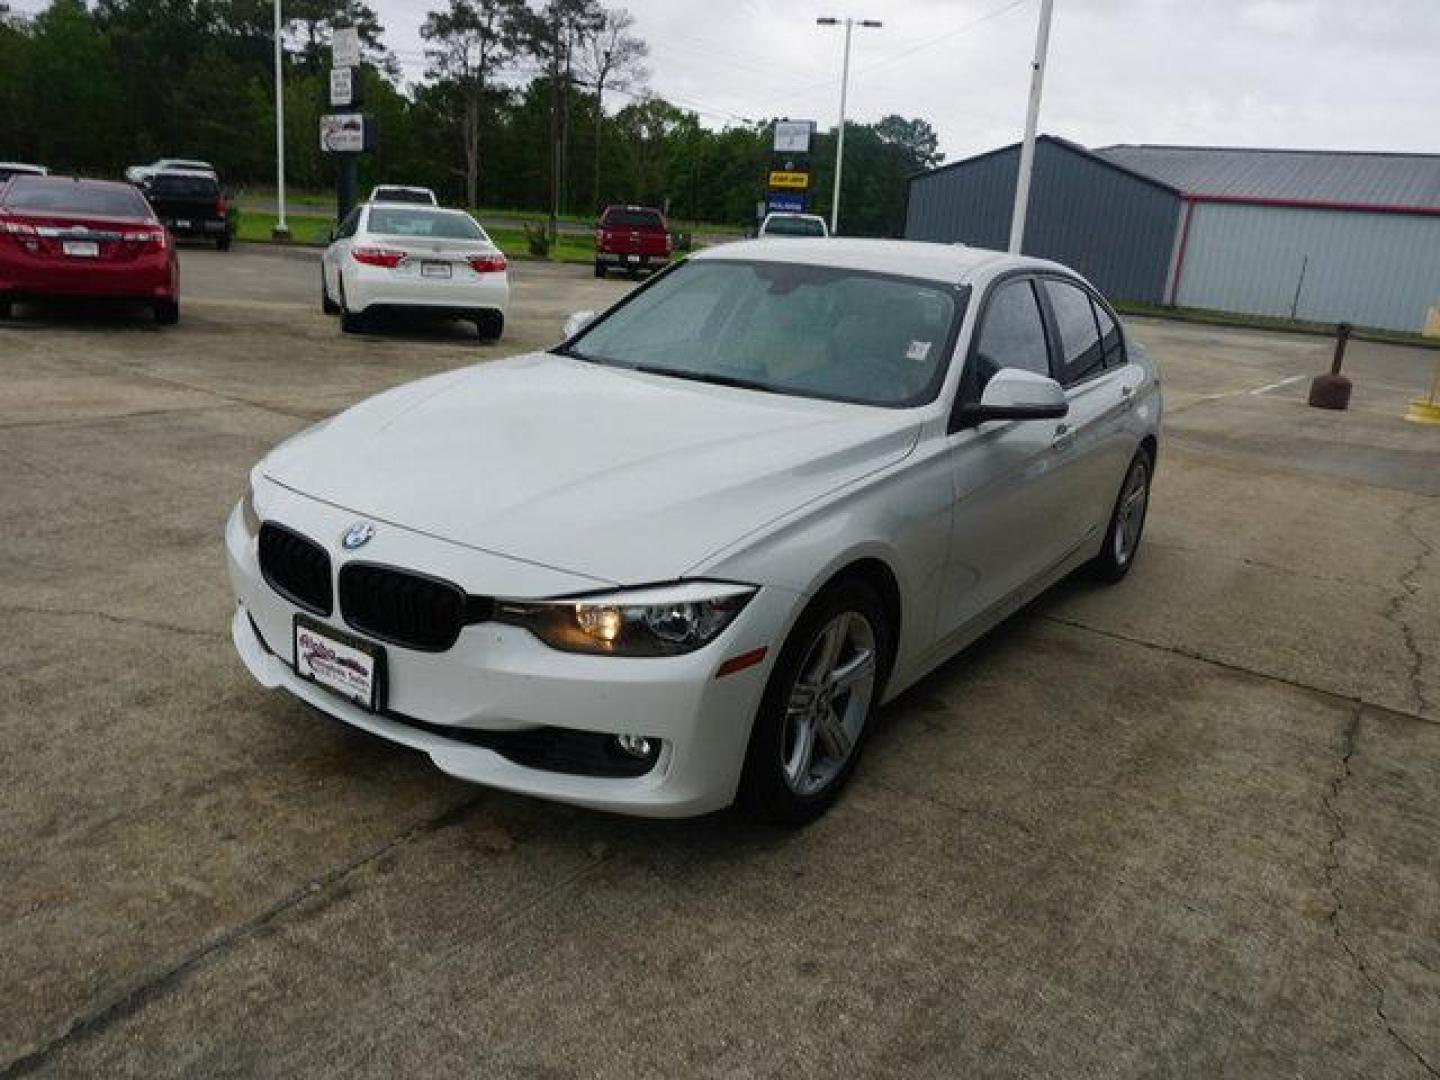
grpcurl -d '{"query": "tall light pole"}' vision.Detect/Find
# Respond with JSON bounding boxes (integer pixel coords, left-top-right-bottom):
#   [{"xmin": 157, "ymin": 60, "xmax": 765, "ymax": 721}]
[
  {"xmin": 816, "ymin": 16, "xmax": 881, "ymax": 236},
  {"xmin": 272, "ymin": 0, "xmax": 289, "ymax": 239},
  {"xmin": 1007, "ymin": 0, "xmax": 1054, "ymax": 254}
]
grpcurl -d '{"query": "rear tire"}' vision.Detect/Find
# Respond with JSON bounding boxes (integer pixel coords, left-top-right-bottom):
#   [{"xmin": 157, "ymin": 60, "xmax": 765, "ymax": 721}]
[
  {"xmin": 737, "ymin": 579, "xmax": 891, "ymax": 825},
  {"xmin": 1091, "ymin": 447, "xmax": 1153, "ymax": 583},
  {"xmin": 338, "ymin": 278, "xmax": 364, "ymax": 334},
  {"xmin": 216, "ymin": 235, "xmax": 231, "ymax": 252},
  {"xmin": 593, "ymin": 262, "xmax": 606, "ymax": 279},
  {"xmin": 321, "ymin": 273, "xmax": 339, "ymax": 315},
  {"xmin": 153, "ymin": 300, "xmax": 179, "ymax": 326},
  {"xmin": 475, "ymin": 310, "xmax": 504, "ymax": 343},
  {"xmin": 0, "ymin": 298, "xmax": 12, "ymax": 320}
]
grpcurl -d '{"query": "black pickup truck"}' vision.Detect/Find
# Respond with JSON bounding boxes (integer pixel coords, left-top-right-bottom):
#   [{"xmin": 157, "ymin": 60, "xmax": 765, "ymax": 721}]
[{"xmin": 144, "ymin": 171, "xmax": 234, "ymax": 250}]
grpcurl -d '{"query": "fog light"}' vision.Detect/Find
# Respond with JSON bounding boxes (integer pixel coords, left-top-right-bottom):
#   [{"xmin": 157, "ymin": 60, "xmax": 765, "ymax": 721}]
[{"xmin": 614, "ymin": 733, "xmax": 655, "ymax": 758}]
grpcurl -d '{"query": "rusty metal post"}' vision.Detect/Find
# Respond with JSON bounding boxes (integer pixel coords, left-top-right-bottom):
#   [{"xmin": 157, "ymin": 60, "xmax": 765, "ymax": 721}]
[{"xmin": 1309, "ymin": 322, "xmax": 1353, "ymax": 410}]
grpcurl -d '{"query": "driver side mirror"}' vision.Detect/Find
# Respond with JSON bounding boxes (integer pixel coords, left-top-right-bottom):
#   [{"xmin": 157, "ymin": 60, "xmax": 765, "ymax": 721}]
[
  {"xmin": 563, "ymin": 310, "xmax": 597, "ymax": 339},
  {"xmin": 953, "ymin": 368, "xmax": 1068, "ymax": 429}
]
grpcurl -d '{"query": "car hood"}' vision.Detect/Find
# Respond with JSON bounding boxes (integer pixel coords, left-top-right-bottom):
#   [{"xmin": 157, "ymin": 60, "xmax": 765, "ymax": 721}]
[{"xmin": 262, "ymin": 352, "xmax": 920, "ymax": 586}]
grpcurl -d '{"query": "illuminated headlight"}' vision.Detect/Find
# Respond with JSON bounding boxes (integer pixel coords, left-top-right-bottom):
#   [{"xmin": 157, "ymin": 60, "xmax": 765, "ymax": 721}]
[
  {"xmin": 497, "ymin": 582, "xmax": 757, "ymax": 656},
  {"xmin": 240, "ymin": 476, "xmax": 261, "ymax": 536}
]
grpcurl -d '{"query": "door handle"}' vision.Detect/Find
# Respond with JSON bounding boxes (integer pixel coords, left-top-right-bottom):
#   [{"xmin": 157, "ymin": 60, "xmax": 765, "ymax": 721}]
[{"xmin": 1052, "ymin": 423, "xmax": 1074, "ymax": 451}]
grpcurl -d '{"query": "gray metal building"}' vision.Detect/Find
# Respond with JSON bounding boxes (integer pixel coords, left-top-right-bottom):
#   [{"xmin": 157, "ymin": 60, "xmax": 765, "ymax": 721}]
[{"xmin": 906, "ymin": 136, "xmax": 1440, "ymax": 332}]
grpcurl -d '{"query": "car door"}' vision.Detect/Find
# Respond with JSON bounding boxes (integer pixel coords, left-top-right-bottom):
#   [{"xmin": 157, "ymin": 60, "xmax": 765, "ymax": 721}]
[
  {"xmin": 935, "ymin": 275, "xmax": 1076, "ymax": 643},
  {"xmin": 1036, "ymin": 277, "xmax": 1137, "ymax": 548}
]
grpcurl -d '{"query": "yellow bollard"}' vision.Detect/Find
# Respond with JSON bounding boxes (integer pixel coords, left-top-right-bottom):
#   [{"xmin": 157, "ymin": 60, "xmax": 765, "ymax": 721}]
[{"xmin": 1407, "ymin": 307, "xmax": 1440, "ymax": 425}]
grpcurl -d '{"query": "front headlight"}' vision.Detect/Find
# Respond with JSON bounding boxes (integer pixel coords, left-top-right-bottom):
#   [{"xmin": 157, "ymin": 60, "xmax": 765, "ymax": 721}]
[
  {"xmin": 240, "ymin": 476, "xmax": 261, "ymax": 536},
  {"xmin": 497, "ymin": 581, "xmax": 757, "ymax": 656}
]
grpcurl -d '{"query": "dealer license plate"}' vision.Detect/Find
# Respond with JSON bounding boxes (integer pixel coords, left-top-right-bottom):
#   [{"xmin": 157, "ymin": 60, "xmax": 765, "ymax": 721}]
[
  {"xmin": 421, "ymin": 261, "xmax": 452, "ymax": 278},
  {"xmin": 293, "ymin": 615, "xmax": 384, "ymax": 711},
  {"xmin": 62, "ymin": 240, "xmax": 99, "ymax": 257},
  {"xmin": 626, "ymin": 254, "xmax": 640, "ymax": 263}
]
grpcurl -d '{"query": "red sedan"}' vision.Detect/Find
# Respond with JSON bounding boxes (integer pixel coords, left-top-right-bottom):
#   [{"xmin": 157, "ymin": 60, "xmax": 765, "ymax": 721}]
[{"xmin": 0, "ymin": 175, "xmax": 179, "ymax": 324}]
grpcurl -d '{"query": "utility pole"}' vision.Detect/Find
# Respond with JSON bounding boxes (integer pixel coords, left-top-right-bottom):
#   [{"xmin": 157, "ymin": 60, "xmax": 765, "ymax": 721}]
[
  {"xmin": 816, "ymin": 16, "xmax": 881, "ymax": 236},
  {"xmin": 272, "ymin": 0, "xmax": 289, "ymax": 239},
  {"xmin": 1008, "ymin": 0, "xmax": 1054, "ymax": 254}
]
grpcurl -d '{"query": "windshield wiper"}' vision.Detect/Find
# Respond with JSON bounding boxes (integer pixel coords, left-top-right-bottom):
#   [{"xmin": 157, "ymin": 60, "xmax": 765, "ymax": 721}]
[{"xmin": 630, "ymin": 365, "xmax": 778, "ymax": 394}]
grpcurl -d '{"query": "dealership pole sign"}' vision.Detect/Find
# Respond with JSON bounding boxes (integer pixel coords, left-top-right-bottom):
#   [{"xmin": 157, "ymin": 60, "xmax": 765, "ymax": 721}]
[
  {"xmin": 765, "ymin": 120, "xmax": 816, "ymax": 217},
  {"xmin": 324, "ymin": 26, "xmax": 370, "ymax": 220}
]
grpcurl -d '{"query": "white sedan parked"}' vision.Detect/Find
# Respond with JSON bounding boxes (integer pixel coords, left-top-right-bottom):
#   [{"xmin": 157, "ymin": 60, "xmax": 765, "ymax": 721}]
[
  {"xmin": 321, "ymin": 203, "xmax": 508, "ymax": 341},
  {"xmin": 227, "ymin": 239, "xmax": 1160, "ymax": 822}
]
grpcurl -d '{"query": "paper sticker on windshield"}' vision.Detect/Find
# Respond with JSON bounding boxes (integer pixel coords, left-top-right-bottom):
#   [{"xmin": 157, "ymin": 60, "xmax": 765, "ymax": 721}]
[{"xmin": 906, "ymin": 340, "xmax": 932, "ymax": 363}]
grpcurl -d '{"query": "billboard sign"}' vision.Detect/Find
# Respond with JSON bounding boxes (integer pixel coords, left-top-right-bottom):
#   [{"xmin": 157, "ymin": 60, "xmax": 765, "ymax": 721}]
[
  {"xmin": 773, "ymin": 120, "xmax": 815, "ymax": 155},
  {"xmin": 320, "ymin": 113, "xmax": 367, "ymax": 153},
  {"xmin": 768, "ymin": 170, "xmax": 810, "ymax": 190},
  {"xmin": 329, "ymin": 67, "xmax": 355, "ymax": 108},
  {"xmin": 331, "ymin": 27, "xmax": 361, "ymax": 69}
]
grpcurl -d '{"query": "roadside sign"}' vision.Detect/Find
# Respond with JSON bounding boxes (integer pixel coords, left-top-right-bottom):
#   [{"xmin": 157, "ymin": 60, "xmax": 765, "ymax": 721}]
[
  {"xmin": 773, "ymin": 120, "xmax": 815, "ymax": 154},
  {"xmin": 331, "ymin": 27, "xmax": 360, "ymax": 69},
  {"xmin": 766, "ymin": 194, "xmax": 807, "ymax": 214},
  {"xmin": 320, "ymin": 113, "xmax": 366, "ymax": 153},
  {"xmin": 768, "ymin": 170, "xmax": 809, "ymax": 190},
  {"xmin": 329, "ymin": 67, "xmax": 355, "ymax": 108}
]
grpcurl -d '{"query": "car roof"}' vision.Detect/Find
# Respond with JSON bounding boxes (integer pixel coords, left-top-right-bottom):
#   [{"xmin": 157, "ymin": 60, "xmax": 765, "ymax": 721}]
[
  {"xmin": 0, "ymin": 162, "xmax": 47, "ymax": 172},
  {"xmin": 372, "ymin": 184, "xmax": 432, "ymax": 192},
  {"xmin": 691, "ymin": 237, "xmax": 1068, "ymax": 286},
  {"xmin": 152, "ymin": 168, "xmax": 217, "ymax": 178},
  {"xmin": 365, "ymin": 201, "xmax": 464, "ymax": 211},
  {"xmin": 763, "ymin": 212, "xmax": 824, "ymax": 220}
]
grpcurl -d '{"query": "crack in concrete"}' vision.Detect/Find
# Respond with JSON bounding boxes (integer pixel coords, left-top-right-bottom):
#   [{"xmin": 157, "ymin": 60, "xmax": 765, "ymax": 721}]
[
  {"xmin": 0, "ymin": 604, "xmax": 226, "ymax": 642},
  {"xmin": 1320, "ymin": 708, "xmax": 1440, "ymax": 1080},
  {"xmin": 1383, "ymin": 503, "xmax": 1435, "ymax": 718},
  {"xmin": 0, "ymin": 793, "xmax": 488, "ymax": 1079},
  {"xmin": 1042, "ymin": 614, "xmax": 1439, "ymax": 730}
]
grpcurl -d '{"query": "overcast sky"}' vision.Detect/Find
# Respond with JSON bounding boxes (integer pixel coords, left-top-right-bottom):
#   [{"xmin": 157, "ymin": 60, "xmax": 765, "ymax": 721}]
[
  {"xmin": 15, "ymin": 0, "xmax": 1437, "ymax": 160},
  {"xmin": 377, "ymin": 0, "xmax": 1440, "ymax": 161}
]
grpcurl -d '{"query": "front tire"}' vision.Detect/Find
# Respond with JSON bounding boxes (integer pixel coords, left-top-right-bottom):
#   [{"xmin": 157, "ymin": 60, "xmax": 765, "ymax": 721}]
[
  {"xmin": 153, "ymin": 300, "xmax": 179, "ymax": 326},
  {"xmin": 1091, "ymin": 448, "xmax": 1153, "ymax": 582},
  {"xmin": 737, "ymin": 579, "xmax": 890, "ymax": 825}
]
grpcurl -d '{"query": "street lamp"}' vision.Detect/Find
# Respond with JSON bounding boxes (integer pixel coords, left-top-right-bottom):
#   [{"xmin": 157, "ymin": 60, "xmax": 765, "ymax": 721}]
[
  {"xmin": 272, "ymin": 0, "xmax": 289, "ymax": 239},
  {"xmin": 816, "ymin": 16, "xmax": 882, "ymax": 235}
]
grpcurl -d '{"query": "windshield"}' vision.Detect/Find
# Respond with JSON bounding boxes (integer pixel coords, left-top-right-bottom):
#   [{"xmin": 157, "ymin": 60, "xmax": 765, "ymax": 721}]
[
  {"xmin": 765, "ymin": 216, "xmax": 826, "ymax": 237},
  {"xmin": 566, "ymin": 260, "xmax": 964, "ymax": 408},
  {"xmin": 2, "ymin": 177, "xmax": 151, "ymax": 217},
  {"xmin": 602, "ymin": 208, "xmax": 663, "ymax": 230},
  {"xmin": 149, "ymin": 174, "xmax": 219, "ymax": 197},
  {"xmin": 366, "ymin": 207, "xmax": 485, "ymax": 239},
  {"xmin": 373, "ymin": 187, "xmax": 433, "ymax": 204}
]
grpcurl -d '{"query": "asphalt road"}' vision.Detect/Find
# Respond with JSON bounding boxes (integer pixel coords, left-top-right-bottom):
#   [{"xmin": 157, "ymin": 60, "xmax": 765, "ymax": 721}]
[{"xmin": 2, "ymin": 246, "xmax": 1438, "ymax": 1078}]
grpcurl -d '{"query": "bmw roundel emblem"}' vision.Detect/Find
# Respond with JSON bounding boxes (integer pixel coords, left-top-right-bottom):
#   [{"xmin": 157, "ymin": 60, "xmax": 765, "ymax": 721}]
[{"xmin": 341, "ymin": 521, "xmax": 375, "ymax": 550}]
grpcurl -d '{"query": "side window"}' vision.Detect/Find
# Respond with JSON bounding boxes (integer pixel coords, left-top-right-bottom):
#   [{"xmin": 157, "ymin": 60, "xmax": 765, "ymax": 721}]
[
  {"xmin": 1094, "ymin": 300, "xmax": 1126, "ymax": 368},
  {"xmin": 1043, "ymin": 279, "xmax": 1105, "ymax": 385},
  {"xmin": 971, "ymin": 279, "xmax": 1050, "ymax": 394},
  {"xmin": 337, "ymin": 208, "xmax": 361, "ymax": 239}
]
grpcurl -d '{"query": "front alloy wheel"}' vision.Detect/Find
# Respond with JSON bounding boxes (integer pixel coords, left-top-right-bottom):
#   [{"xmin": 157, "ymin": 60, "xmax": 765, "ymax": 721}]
[{"xmin": 739, "ymin": 579, "xmax": 889, "ymax": 824}]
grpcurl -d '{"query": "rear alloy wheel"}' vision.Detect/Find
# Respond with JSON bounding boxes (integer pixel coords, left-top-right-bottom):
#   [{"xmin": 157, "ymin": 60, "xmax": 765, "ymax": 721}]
[
  {"xmin": 738, "ymin": 579, "xmax": 889, "ymax": 824},
  {"xmin": 475, "ymin": 310, "xmax": 504, "ymax": 343},
  {"xmin": 1092, "ymin": 448, "xmax": 1153, "ymax": 582},
  {"xmin": 153, "ymin": 300, "xmax": 179, "ymax": 326}
]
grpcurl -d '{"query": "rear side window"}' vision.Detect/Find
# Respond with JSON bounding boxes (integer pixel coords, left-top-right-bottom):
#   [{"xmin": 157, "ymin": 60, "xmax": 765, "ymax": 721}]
[
  {"xmin": 1095, "ymin": 301, "xmax": 1126, "ymax": 368},
  {"xmin": 970, "ymin": 279, "xmax": 1051, "ymax": 393},
  {"xmin": 1043, "ymin": 280, "xmax": 1105, "ymax": 385},
  {"xmin": 602, "ymin": 208, "xmax": 663, "ymax": 230},
  {"xmin": 3, "ymin": 177, "xmax": 150, "ymax": 217},
  {"xmin": 336, "ymin": 207, "xmax": 361, "ymax": 239}
]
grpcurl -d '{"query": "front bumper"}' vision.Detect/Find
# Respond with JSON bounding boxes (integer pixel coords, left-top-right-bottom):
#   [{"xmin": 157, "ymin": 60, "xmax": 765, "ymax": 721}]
[{"xmin": 224, "ymin": 492, "xmax": 790, "ymax": 817}]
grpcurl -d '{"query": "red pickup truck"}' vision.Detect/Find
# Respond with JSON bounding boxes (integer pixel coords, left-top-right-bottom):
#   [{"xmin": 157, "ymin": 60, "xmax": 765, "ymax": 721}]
[{"xmin": 594, "ymin": 205, "xmax": 670, "ymax": 278}]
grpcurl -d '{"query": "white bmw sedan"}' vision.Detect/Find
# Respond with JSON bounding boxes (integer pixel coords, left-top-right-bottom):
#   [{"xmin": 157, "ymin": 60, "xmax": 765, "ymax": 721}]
[
  {"xmin": 227, "ymin": 239, "xmax": 1160, "ymax": 822},
  {"xmin": 321, "ymin": 202, "xmax": 509, "ymax": 341}
]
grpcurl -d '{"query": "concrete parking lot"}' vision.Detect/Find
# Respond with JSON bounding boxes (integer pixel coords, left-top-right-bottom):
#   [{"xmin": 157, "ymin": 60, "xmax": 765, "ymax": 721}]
[{"xmin": 2, "ymin": 245, "xmax": 1437, "ymax": 1078}]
